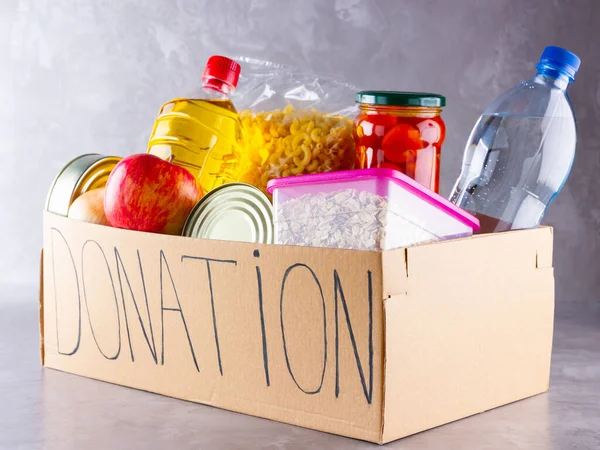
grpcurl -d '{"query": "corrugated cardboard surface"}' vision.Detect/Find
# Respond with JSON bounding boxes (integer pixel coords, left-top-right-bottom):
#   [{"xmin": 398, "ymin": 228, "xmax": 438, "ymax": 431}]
[
  {"xmin": 381, "ymin": 228, "xmax": 554, "ymax": 442},
  {"xmin": 40, "ymin": 212, "xmax": 554, "ymax": 444},
  {"xmin": 41, "ymin": 212, "xmax": 385, "ymax": 442}
]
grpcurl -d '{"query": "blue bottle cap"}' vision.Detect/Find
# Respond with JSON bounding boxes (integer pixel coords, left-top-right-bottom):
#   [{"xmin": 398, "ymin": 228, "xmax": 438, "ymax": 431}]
[{"xmin": 536, "ymin": 46, "xmax": 581, "ymax": 81}]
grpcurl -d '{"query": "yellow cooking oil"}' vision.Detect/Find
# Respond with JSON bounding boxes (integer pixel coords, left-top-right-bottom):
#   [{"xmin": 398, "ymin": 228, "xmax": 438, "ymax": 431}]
[
  {"xmin": 147, "ymin": 55, "xmax": 245, "ymax": 194},
  {"xmin": 147, "ymin": 97, "xmax": 244, "ymax": 194}
]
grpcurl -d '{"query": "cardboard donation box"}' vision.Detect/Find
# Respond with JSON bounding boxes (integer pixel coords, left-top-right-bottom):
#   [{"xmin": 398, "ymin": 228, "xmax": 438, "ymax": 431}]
[{"xmin": 40, "ymin": 211, "xmax": 555, "ymax": 444}]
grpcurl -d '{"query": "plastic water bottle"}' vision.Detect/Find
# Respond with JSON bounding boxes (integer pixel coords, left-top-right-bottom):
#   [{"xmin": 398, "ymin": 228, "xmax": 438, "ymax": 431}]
[{"xmin": 449, "ymin": 46, "xmax": 580, "ymax": 233}]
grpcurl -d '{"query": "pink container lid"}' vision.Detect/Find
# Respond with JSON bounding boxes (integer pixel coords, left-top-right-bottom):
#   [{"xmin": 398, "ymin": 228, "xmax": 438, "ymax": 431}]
[{"xmin": 267, "ymin": 168, "xmax": 480, "ymax": 231}]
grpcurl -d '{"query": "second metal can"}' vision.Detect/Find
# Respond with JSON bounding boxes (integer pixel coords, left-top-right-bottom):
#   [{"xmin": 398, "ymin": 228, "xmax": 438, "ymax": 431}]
[{"xmin": 182, "ymin": 182, "xmax": 274, "ymax": 244}]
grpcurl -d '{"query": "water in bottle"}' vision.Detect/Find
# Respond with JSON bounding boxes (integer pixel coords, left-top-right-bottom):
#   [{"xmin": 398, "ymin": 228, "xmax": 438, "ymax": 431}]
[{"xmin": 449, "ymin": 46, "xmax": 580, "ymax": 233}]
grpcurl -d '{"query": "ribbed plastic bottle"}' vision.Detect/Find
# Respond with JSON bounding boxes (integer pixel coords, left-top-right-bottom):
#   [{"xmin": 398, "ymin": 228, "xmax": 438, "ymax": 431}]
[
  {"xmin": 449, "ymin": 46, "xmax": 580, "ymax": 233},
  {"xmin": 148, "ymin": 56, "xmax": 244, "ymax": 195}
]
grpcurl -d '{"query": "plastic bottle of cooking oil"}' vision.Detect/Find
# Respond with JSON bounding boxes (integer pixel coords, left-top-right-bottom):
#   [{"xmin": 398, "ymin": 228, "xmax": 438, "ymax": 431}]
[{"xmin": 148, "ymin": 55, "xmax": 243, "ymax": 194}]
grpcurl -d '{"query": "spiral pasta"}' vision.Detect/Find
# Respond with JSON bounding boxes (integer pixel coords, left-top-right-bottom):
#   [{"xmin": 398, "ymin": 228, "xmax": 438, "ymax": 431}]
[{"xmin": 237, "ymin": 105, "xmax": 355, "ymax": 194}]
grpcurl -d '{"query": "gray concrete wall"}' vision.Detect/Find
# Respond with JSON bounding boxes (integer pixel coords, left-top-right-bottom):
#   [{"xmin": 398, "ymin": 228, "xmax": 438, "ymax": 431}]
[{"xmin": 1, "ymin": 0, "xmax": 598, "ymax": 302}]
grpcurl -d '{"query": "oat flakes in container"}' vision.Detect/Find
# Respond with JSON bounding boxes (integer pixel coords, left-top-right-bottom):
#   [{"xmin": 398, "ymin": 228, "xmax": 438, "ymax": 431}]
[{"xmin": 267, "ymin": 168, "xmax": 479, "ymax": 251}]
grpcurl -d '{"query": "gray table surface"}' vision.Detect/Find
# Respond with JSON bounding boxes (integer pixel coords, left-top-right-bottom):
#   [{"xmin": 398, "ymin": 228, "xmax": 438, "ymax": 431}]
[{"xmin": 1, "ymin": 286, "xmax": 599, "ymax": 450}]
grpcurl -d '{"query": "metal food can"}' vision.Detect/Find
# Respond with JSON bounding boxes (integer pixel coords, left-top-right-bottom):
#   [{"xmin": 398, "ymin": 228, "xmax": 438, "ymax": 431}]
[
  {"xmin": 182, "ymin": 182, "xmax": 274, "ymax": 244},
  {"xmin": 46, "ymin": 154, "xmax": 122, "ymax": 216}
]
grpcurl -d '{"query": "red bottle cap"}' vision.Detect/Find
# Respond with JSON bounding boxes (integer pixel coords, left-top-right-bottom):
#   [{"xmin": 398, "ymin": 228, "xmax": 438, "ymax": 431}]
[{"xmin": 202, "ymin": 55, "xmax": 241, "ymax": 89}]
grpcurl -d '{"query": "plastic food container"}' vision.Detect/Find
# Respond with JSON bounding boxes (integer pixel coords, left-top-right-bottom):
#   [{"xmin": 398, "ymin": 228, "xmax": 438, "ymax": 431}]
[
  {"xmin": 354, "ymin": 91, "xmax": 446, "ymax": 193},
  {"xmin": 267, "ymin": 168, "xmax": 479, "ymax": 251}
]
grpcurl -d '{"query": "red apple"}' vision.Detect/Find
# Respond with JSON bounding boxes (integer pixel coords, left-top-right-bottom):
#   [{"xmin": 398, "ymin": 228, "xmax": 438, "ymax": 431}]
[{"xmin": 104, "ymin": 154, "xmax": 202, "ymax": 235}]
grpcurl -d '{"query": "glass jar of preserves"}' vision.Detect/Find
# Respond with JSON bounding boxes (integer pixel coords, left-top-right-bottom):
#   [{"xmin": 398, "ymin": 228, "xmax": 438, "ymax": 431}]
[{"xmin": 354, "ymin": 91, "xmax": 446, "ymax": 193}]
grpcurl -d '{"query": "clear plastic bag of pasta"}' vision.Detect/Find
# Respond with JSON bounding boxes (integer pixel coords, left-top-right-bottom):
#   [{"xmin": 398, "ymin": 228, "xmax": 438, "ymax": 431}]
[{"xmin": 231, "ymin": 58, "xmax": 357, "ymax": 194}]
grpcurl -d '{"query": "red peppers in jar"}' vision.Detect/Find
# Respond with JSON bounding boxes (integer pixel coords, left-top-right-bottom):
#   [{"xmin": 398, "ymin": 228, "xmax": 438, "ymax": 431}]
[{"xmin": 354, "ymin": 91, "xmax": 446, "ymax": 193}]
